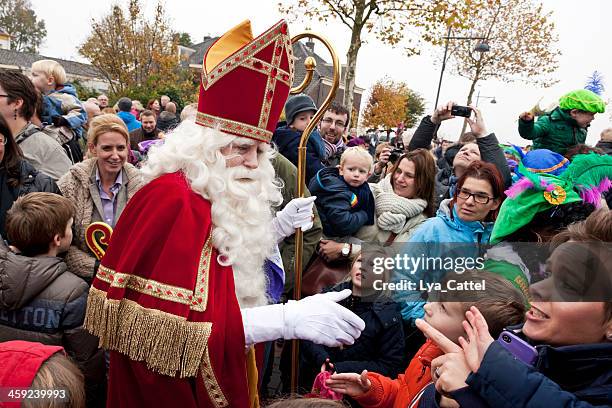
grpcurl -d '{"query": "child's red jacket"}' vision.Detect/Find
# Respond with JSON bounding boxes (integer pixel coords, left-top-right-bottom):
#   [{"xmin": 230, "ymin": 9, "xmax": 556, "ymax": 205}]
[{"xmin": 354, "ymin": 339, "xmax": 443, "ymax": 408}]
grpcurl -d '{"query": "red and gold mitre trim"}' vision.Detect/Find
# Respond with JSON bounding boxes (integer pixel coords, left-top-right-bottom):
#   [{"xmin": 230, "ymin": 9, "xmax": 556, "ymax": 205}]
[{"xmin": 195, "ymin": 19, "xmax": 294, "ymax": 143}]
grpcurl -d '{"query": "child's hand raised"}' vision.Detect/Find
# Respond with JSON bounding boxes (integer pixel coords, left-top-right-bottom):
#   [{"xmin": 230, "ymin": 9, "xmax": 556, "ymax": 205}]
[
  {"xmin": 320, "ymin": 358, "xmax": 334, "ymax": 373},
  {"xmin": 326, "ymin": 369, "xmax": 371, "ymax": 397},
  {"xmin": 519, "ymin": 111, "xmax": 534, "ymax": 121},
  {"xmin": 458, "ymin": 306, "xmax": 495, "ymax": 372}
]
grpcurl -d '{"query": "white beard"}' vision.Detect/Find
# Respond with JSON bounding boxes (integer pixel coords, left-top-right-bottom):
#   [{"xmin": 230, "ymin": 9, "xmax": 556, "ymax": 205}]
[
  {"xmin": 141, "ymin": 123, "xmax": 283, "ymax": 308},
  {"xmin": 207, "ymin": 165, "xmax": 279, "ymax": 308}
]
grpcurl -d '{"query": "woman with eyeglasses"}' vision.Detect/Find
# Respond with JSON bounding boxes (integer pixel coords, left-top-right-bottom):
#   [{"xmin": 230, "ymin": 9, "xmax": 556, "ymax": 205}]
[
  {"xmin": 398, "ymin": 161, "xmax": 504, "ymax": 323},
  {"xmin": 0, "ymin": 115, "xmax": 59, "ymax": 238}
]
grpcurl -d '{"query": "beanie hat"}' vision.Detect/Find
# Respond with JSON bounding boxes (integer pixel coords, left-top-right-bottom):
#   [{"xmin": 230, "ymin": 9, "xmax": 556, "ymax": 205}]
[
  {"xmin": 558, "ymin": 89, "xmax": 606, "ymax": 113},
  {"xmin": 117, "ymin": 97, "xmax": 133, "ymax": 112},
  {"xmin": 491, "ymin": 153, "xmax": 612, "ymax": 243},
  {"xmin": 284, "ymin": 94, "xmax": 317, "ymax": 126}
]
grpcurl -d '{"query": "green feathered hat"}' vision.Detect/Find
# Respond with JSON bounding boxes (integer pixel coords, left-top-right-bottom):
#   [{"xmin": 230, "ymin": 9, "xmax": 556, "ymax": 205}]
[
  {"xmin": 558, "ymin": 89, "xmax": 606, "ymax": 113},
  {"xmin": 491, "ymin": 153, "xmax": 612, "ymax": 243}
]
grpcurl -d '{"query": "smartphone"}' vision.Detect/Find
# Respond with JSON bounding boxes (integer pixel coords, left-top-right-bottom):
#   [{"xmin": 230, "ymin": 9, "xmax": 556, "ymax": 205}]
[
  {"xmin": 451, "ymin": 105, "xmax": 472, "ymax": 118},
  {"xmin": 497, "ymin": 330, "xmax": 538, "ymax": 366}
]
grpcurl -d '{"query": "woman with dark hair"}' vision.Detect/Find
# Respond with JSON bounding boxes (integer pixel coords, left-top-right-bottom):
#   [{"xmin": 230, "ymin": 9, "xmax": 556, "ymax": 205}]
[
  {"xmin": 318, "ymin": 149, "xmax": 437, "ymax": 261},
  {"xmin": 399, "ymin": 161, "xmax": 505, "ymax": 323},
  {"xmin": 147, "ymin": 98, "xmax": 161, "ymax": 118},
  {"xmin": 0, "ymin": 70, "xmax": 71, "ymax": 180},
  {"xmin": 357, "ymin": 149, "xmax": 436, "ymax": 244},
  {"xmin": 0, "ymin": 115, "xmax": 59, "ymax": 237}
]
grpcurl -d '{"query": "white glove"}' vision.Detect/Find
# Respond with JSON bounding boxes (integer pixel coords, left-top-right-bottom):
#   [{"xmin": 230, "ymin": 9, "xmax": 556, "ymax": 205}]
[
  {"xmin": 241, "ymin": 289, "xmax": 365, "ymax": 347},
  {"xmin": 272, "ymin": 196, "xmax": 317, "ymax": 243},
  {"xmin": 377, "ymin": 211, "xmax": 406, "ymax": 234}
]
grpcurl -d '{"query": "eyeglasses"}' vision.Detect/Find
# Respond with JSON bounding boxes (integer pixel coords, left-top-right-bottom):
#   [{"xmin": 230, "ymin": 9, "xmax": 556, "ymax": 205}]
[
  {"xmin": 321, "ymin": 117, "xmax": 346, "ymax": 129},
  {"xmin": 0, "ymin": 94, "xmax": 9, "ymax": 98},
  {"xmin": 457, "ymin": 189, "xmax": 494, "ymax": 204}
]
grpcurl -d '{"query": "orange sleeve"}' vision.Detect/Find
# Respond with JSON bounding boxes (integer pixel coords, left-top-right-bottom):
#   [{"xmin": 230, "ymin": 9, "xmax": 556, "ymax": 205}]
[{"xmin": 354, "ymin": 372, "xmax": 405, "ymax": 408}]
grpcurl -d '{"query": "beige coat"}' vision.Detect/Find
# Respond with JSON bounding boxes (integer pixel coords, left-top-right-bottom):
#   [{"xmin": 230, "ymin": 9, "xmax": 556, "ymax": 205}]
[{"xmin": 57, "ymin": 158, "xmax": 145, "ymax": 280}]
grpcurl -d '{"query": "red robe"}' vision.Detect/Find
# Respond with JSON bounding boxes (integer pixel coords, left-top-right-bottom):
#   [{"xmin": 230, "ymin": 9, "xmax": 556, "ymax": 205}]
[{"xmin": 84, "ymin": 172, "xmax": 249, "ymax": 407}]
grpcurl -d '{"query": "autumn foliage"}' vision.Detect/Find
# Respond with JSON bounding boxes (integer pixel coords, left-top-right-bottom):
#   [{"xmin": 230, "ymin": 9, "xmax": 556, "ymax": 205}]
[
  {"xmin": 279, "ymin": 0, "xmax": 481, "ymax": 125},
  {"xmin": 441, "ymin": 0, "xmax": 560, "ymax": 104},
  {"xmin": 362, "ymin": 78, "xmax": 424, "ymax": 129},
  {"xmin": 79, "ymin": 0, "xmax": 197, "ymax": 103}
]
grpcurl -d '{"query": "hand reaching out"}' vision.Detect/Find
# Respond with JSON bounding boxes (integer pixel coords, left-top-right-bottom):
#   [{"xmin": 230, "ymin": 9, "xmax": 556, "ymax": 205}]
[
  {"xmin": 465, "ymin": 106, "xmax": 488, "ymax": 138},
  {"xmin": 519, "ymin": 111, "xmax": 534, "ymax": 121},
  {"xmin": 326, "ymin": 370, "xmax": 371, "ymax": 398}
]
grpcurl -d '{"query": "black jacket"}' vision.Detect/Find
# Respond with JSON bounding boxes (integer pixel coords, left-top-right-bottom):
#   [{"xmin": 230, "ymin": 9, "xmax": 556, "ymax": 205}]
[
  {"xmin": 300, "ymin": 281, "xmax": 406, "ymax": 385},
  {"xmin": 466, "ymin": 328, "xmax": 612, "ymax": 408},
  {"xmin": 409, "ymin": 115, "xmax": 511, "ymax": 209},
  {"xmin": 156, "ymin": 111, "xmax": 179, "ymax": 132},
  {"xmin": 0, "ymin": 161, "xmax": 59, "ymax": 237},
  {"xmin": 0, "ymin": 239, "xmax": 105, "ymax": 406},
  {"xmin": 272, "ymin": 126, "xmax": 324, "ymax": 185}
]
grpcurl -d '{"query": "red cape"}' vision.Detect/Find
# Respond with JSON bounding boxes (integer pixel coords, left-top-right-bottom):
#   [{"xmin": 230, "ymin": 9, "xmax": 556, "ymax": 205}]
[{"xmin": 85, "ymin": 172, "xmax": 249, "ymax": 407}]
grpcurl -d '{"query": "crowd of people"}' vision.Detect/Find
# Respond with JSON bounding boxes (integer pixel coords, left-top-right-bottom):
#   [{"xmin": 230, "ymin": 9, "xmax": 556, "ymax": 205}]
[{"xmin": 0, "ymin": 18, "xmax": 611, "ymax": 408}]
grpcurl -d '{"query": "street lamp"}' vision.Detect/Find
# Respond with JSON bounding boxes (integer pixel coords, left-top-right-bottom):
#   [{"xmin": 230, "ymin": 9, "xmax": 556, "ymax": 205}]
[
  {"xmin": 433, "ymin": 27, "xmax": 490, "ymax": 110},
  {"xmin": 476, "ymin": 90, "xmax": 497, "ymax": 106}
]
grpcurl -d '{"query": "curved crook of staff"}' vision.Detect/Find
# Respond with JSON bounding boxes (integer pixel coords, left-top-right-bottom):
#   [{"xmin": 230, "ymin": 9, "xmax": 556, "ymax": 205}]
[{"xmin": 289, "ymin": 31, "xmax": 340, "ymax": 394}]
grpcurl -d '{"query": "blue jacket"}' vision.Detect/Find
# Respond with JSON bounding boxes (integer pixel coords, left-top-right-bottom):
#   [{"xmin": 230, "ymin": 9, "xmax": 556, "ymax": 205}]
[
  {"xmin": 399, "ymin": 199, "xmax": 494, "ymax": 322},
  {"xmin": 41, "ymin": 84, "xmax": 87, "ymax": 137},
  {"xmin": 117, "ymin": 111, "xmax": 142, "ymax": 132},
  {"xmin": 467, "ymin": 339, "xmax": 612, "ymax": 407},
  {"xmin": 272, "ymin": 125, "xmax": 324, "ymax": 185},
  {"xmin": 308, "ymin": 167, "xmax": 375, "ymax": 237}
]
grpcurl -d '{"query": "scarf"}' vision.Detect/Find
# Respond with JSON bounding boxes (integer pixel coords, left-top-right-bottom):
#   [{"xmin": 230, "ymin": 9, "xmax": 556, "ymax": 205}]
[
  {"xmin": 371, "ymin": 176, "xmax": 427, "ymax": 234},
  {"xmin": 324, "ymin": 137, "xmax": 345, "ymax": 160}
]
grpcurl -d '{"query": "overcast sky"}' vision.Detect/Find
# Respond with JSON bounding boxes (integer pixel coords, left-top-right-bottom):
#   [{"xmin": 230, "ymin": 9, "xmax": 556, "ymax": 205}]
[{"xmin": 30, "ymin": 0, "xmax": 612, "ymax": 146}]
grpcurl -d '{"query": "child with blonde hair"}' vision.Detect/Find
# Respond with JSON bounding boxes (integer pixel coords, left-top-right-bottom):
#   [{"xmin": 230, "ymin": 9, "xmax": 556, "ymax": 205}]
[
  {"xmin": 30, "ymin": 59, "xmax": 86, "ymax": 162},
  {"xmin": 309, "ymin": 146, "xmax": 375, "ymax": 237}
]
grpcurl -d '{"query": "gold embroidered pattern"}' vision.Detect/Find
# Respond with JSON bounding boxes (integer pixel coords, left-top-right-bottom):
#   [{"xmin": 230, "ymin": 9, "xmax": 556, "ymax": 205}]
[
  {"xmin": 191, "ymin": 236, "xmax": 212, "ymax": 311},
  {"xmin": 196, "ymin": 112, "xmax": 272, "ymax": 143},
  {"xmin": 201, "ymin": 21, "xmax": 288, "ymax": 91},
  {"xmin": 243, "ymin": 57, "xmax": 292, "ymax": 87},
  {"xmin": 97, "ymin": 265, "xmax": 193, "ymax": 305},
  {"xmin": 258, "ymin": 37, "xmax": 285, "ymax": 129},
  {"xmin": 200, "ymin": 348, "xmax": 228, "ymax": 407}
]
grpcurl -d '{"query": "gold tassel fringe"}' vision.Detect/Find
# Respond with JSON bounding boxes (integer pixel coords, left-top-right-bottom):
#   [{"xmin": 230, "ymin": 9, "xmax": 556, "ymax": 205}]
[{"xmin": 84, "ymin": 286, "xmax": 212, "ymax": 378}]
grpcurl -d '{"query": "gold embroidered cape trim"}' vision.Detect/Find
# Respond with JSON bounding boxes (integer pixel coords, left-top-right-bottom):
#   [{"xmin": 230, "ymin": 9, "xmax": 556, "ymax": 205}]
[
  {"xmin": 200, "ymin": 348, "xmax": 229, "ymax": 407},
  {"xmin": 95, "ymin": 239, "xmax": 213, "ymax": 311},
  {"xmin": 84, "ymin": 286, "xmax": 212, "ymax": 378},
  {"xmin": 196, "ymin": 112, "xmax": 272, "ymax": 143},
  {"xmin": 191, "ymin": 236, "xmax": 212, "ymax": 311},
  {"xmin": 97, "ymin": 265, "xmax": 193, "ymax": 306}
]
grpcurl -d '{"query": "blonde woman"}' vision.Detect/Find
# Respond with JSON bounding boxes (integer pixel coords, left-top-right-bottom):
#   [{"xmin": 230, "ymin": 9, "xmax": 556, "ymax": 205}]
[{"xmin": 58, "ymin": 114, "xmax": 145, "ymax": 281}]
